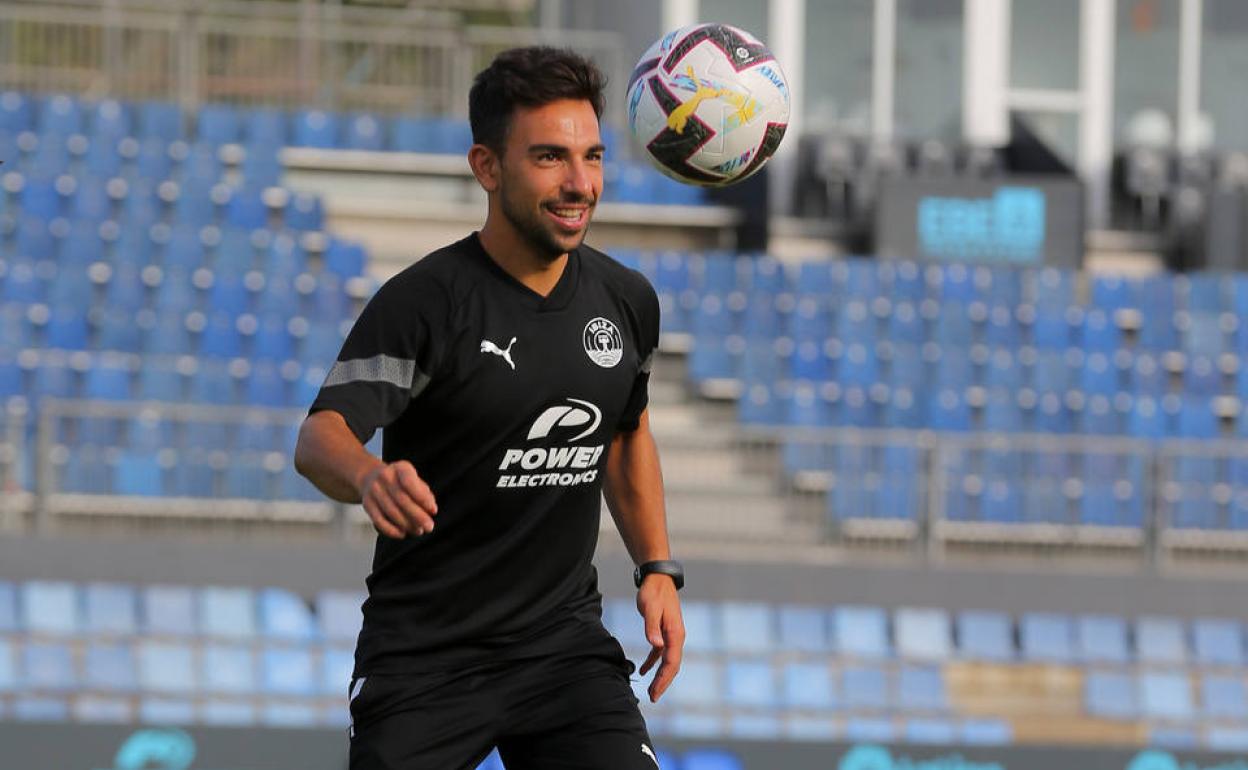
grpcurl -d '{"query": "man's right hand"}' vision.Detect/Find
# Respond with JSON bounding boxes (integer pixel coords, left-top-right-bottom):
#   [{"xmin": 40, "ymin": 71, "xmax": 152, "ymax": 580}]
[{"xmin": 357, "ymin": 461, "xmax": 439, "ymax": 539}]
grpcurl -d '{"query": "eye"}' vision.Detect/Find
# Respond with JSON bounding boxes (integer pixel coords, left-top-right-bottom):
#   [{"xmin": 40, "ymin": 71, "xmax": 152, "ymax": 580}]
[{"xmin": 537, "ymin": 151, "xmax": 559, "ymax": 163}]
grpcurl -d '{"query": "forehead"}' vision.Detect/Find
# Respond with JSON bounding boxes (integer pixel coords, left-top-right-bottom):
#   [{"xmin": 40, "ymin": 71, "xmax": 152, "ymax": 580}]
[{"xmin": 507, "ymin": 99, "xmax": 601, "ymax": 148}]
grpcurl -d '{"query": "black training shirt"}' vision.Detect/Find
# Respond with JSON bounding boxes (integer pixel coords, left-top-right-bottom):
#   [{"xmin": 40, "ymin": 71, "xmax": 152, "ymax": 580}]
[{"xmin": 309, "ymin": 233, "xmax": 660, "ymax": 675}]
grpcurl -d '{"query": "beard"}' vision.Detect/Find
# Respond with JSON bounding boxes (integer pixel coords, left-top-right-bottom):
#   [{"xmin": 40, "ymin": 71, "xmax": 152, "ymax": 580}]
[{"xmin": 498, "ymin": 180, "xmax": 593, "ymax": 264}]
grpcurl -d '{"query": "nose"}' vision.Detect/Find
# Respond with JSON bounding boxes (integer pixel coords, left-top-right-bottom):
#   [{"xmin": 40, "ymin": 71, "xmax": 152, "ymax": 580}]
[{"xmin": 563, "ymin": 158, "xmax": 596, "ymax": 200}]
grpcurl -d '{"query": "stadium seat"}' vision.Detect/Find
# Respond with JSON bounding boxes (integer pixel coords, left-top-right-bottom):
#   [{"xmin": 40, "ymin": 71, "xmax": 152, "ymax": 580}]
[
  {"xmin": 1136, "ymin": 616, "xmax": 1188, "ymax": 664},
  {"xmin": 961, "ymin": 718, "xmax": 1013, "ymax": 745},
  {"xmin": 315, "ymin": 590, "xmax": 364, "ymax": 643},
  {"xmin": 1076, "ymin": 615, "xmax": 1130, "ymax": 663},
  {"xmin": 667, "ymin": 659, "xmax": 720, "ymax": 707},
  {"xmin": 197, "ymin": 103, "xmax": 242, "ymax": 145},
  {"xmin": 1201, "ymin": 674, "xmax": 1248, "ymax": 719},
  {"xmin": 137, "ymin": 640, "xmax": 196, "ymax": 693},
  {"xmin": 344, "ymin": 112, "xmax": 384, "ymax": 151},
  {"xmin": 898, "ymin": 666, "xmax": 947, "ymax": 711},
  {"xmin": 681, "ymin": 601, "xmax": 719, "ymax": 654},
  {"xmin": 1020, "ymin": 613, "xmax": 1074, "ymax": 662},
  {"xmin": 1086, "ymin": 671, "xmax": 1137, "ymax": 719},
  {"xmin": 23, "ymin": 641, "xmax": 76, "ymax": 690},
  {"xmin": 113, "ymin": 451, "xmax": 164, "ymax": 496},
  {"xmin": 199, "ymin": 586, "xmax": 257, "ymax": 640},
  {"xmin": 833, "ymin": 605, "xmax": 890, "ymax": 658},
  {"xmin": 261, "ymin": 646, "xmax": 316, "ymax": 696},
  {"xmin": 139, "ymin": 585, "xmax": 196, "ymax": 636},
  {"xmin": 956, "ymin": 610, "xmax": 1014, "ymax": 661},
  {"xmin": 21, "ymin": 580, "xmax": 79, "ymax": 635},
  {"xmin": 894, "ymin": 608, "xmax": 952, "ymax": 661},
  {"xmin": 1192, "ymin": 618, "xmax": 1244, "ymax": 666},
  {"xmin": 1140, "ymin": 671, "xmax": 1194, "ymax": 720},
  {"xmin": 0, "ymin": 582, "xmax": 17, "ymax": 633},
  {"xmin": 83, "ymin": 642, "xmax": 138, "ymax": 692},
  {"xmin": 841, "ymin": 665, "xmax": 888, "ymax": 710},
  {"xmin": 782, "ymin": 661, "xmax": 835, "ymax": 709},
  {"xmin": 321, "ymin": 646, "xmax": 354, "ymax": 696},
  {"xmin": 719, "ymin": 602, "xmax": 774, "ymax": 654},
  {"xmin": 293, "ymin": 109, "xmax": 339, "ymax": 148},
  {"xmin": 776, "ymin": 604, "xmax": 831, "ymax": 653},
  {"xmin": 0, "ymin": 91, "xmax": 34, "ymax": 133},
  {"xmin": 83, "ymin": 583, "xmax": 139, "ymax": 636},
  {"xmin": 844, "ymin": 717, "xmax": 896, "ymax": 743},
  {"xmin": 138, "ymin": 696, "xmax": 195, "ymax": 724},
  {"xmin": 682, "ymin": 750, "xmax": 745, "ymax": 770},
  {"xmin": 905, "ymin": 719, "xmax": 957, "ymax": 745},
  {"xmin": 73, "ymin": 695, "xmax": 133, "ymax": 724},
  {"xmin": 258, "ymin": 587, "xmax": 317, "ymax": 641},
  {"xmin": 138, "ymin": 101, "xmax": 184, "ymax": 142},
  {"xmin": 724, "ymin": 659, "xmax": 777, "ymax": 708}
]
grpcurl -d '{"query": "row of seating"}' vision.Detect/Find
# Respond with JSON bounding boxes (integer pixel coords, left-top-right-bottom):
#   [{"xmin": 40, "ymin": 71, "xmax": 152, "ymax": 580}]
[
  {"xmin": 618, "ymin": 252, "xmax": 1248, "ymax": 316},
  {"xmin": 5, "ymin": 584, "xmax": 1242, "ymax": 667}
]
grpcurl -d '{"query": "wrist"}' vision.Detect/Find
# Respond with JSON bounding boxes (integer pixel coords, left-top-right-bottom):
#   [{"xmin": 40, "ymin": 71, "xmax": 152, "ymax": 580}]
[
  {"xmin": 353, "ymin": 460, "xmax": 384, "ymax": 498},
  {"xmin": 634, "ymin": 559, "xmax": 684, "ymax": 590}
]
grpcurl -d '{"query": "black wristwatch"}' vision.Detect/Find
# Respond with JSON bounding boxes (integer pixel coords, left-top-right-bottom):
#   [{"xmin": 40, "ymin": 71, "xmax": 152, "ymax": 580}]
[{"xmin": 634, "ymin": 560, "xmax": 684, "ymax": 590}]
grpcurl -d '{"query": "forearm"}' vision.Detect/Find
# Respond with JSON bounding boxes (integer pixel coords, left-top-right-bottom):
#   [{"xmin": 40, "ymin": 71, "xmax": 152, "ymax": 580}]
[
  {"xmin": 293, "ymin": 410, "xmax": 383, "ymax": 504},
  {"xmin": 602, "ymin": 410, "xmax": 671, "ymax": 565}
]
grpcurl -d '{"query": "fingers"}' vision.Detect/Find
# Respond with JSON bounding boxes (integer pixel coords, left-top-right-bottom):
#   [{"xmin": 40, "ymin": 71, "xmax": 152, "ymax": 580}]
[
  {"xmin": 639, "ymin": 645, "xmax": 662, "ymax": 677},
  {"xmin": 648, "ymin": 644, "xmax": 681, "ymax": 703},
  {"xmin": 362, "ymin": 463, "xmax": 438, "ymax": 539}
]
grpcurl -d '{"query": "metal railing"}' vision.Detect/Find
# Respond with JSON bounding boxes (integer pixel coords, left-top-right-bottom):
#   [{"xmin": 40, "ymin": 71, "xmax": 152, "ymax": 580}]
[
  {"xmin": 6, "ymin": 396, "xmax": 1248, "ymax": 561},
  {"xmin": 0, "ymin": 0, "xmax": 625, "ymax": 118}
]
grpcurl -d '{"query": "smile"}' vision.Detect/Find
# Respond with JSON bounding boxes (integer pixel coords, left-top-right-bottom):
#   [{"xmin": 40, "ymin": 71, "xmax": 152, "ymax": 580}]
[{"xmin": 545, "ymin": 204, "xmax": 591, "ymax": 230}]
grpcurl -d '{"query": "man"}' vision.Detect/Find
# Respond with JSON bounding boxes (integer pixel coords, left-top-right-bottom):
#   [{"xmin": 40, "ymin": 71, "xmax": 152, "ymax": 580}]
[{"xmin": 294, "ymin": 46, "xmax": 685, "ymax": 770}]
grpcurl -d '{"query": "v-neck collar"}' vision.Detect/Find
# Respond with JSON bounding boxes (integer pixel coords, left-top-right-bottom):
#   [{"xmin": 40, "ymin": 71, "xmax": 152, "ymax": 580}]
[{"xmin": 467, "ymin": 231, "xmax": 580, "ymax": 313}]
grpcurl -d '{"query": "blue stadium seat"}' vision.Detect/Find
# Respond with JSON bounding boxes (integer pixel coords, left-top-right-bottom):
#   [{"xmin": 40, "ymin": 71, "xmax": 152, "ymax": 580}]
[
  {"xmin": 905, "ymin": 719, "xmax": 957, "ymax": 745},
  {"xmin": 718, "ymin": 602, "xmax": 774, "ymax": 654},
  {"xmin": 1020, "ymin": 613, "xmax": 1074, "ymax": 662},
  {"xmin": 258, "ymin": 587, "xmax": 316, "ymax": 642},
  {"xmin": 682, "ymin": 750, "xmax": 744, "ymax": 770},
  {"xmin": 681, "ymin": 601, "xmax": 719, "ymax": 654},
  {"xmin": 113, "ymin": 451, "xmax": 164, "ymax": 496},
  {"xmin": 844, "ymin": 718, "xmax": 897, "ymax": 743},
  {"xmin": 137, "ymin": 696, "xmax": 195, "ymax": 724},
  {"xmin": 1192, "ymin": 618, "xmax": 1244, "ymax": 666},
  {"xmin": 1136, "ymin": 616, "xmax": 1188, "ymax": 665},
  {"xmin": 140, "ymin": 585, "xmax": 197, "ymax": 636},
  {"xmin": 782, "ymin": 661, "xmax": 835, "ymax": 709},
  {"xmin": 71, "ymin": 695, "xmax": 133, "ymax": 724},
  {"xmin": 261, "ymin": 646, "xmax": 316, "ymax": 696},
  {"xmin": 200, "ymin": 311, "xmax": 243, "ymax": 358},
  {"xmin": 667, "ymin": 659, "xmax": 721, "ymax": 707},
  {"xmin": 225, "ymin": 186, "xmax": 268, "ymax": 230},
  {"xmin": 239, "ymin": 144, "xmax": 282, "ymax": 189},
  {"xmin": 961, "ymin": 718, "xmax": 1013, "ymax": 745},
  {"xmin": 84, "ymin": 134, "xmax": 124, "ymax": 178},
  {"xmin": 199, "ymin": 586, "xmax": 256, "ymax": 640},
  {"xmin": 1086, "ymin": 671, "xmax": 1137, "ymax": 719},
  {"xmin": 83, "ymin": 583, "xmax": 138, "ymax": 636},
  {"xmin": 315, "ymin": 590, "xmax": 363, "ymax": 643},
  {"xmin": 343, "ymin": 112, "xmax": 384, "ymax": 151},
  {"xmin": 894, "ymin": 608, "xmax": 952, "ymax": 661},
  {"xmin": 898, "ymin": 666, "xmax": 947, "ymax": 711},
  {"xmin": 197, "ymin": 103, "xmax": 242, "ymax": 145},
  {"xmin": 44, "ymin": 307, "xmax": 90, "ymax": 350},
  {"xmin": 321, "ymin": 646, "xmax": 354, "ymax": 697},
  {"xmin": 244, "ymin": 107, "xmax": 287, "ymax": 148},
  {"xmin": 71, "ymin": 174, "xmax": 115, "ymax": 222},
  {"xmin": 23, "ymin": 641, "xmax": 76, "ymax": 690},
  {"xmin": 138, "ymin": 101, "xmax": 183, "ymax": 142},
  {"xmin": 134, "ymin": 138, "xmax": 174, "ymax": 181},
  {"xmin": 21, "ymin": 580, "xmax": 79, "ymax": 635},
  {"xmin": 0, "ymin": 91, "xmax": 34, "ymax": 133},
  {"xmin": 293, "ymin": 109, "xmax": 339, "ymax": 148},
  {"xmin": 19, "ymin": 171, "xmax": 68, "ymax": 221},
  {"xmin": 1202, "ymin": 674, "xmax": 1248, "ymax": 719},
  {"xmin": 0, "ymin": 638, "xmax": 16, "ymax": 693},
  {"xmin": 1140, "ymin": 671, "xmax": 1194, "ymax": 720},
  {"xmin": 841, "ymin": 665, "xmax": 888, "ymax": 710},
  {"xmin": 137, "ymin": 641, "xmax": 197, "ymax": 693},
  {"xmin": 285, "ymin": 192, "xmax": 324, "ymax": 232},
  {"xmin": 183, "ymin": 141, "xmax": 224, "ymax": 184},
  {"xmin": 1076, "ymin": 615, "xmax": 1130, "ymax": 663},
  {"xmin": 834, "ymin": 606, "xmax": 890, "ymax": 658},
  {"xmin": 724, "ymin": 659, "xmax": 777, "ymax": 708},
  {"xmin": 776, "ymin": 604, "xmax": 831, "ymax": 653},
  {"xmin": 83, "ymin": 642, "xmax": 137, "ymax": 692},
  {"xmin": 38, "ymin": 94, "xmax": 85, "ymax": 138}
]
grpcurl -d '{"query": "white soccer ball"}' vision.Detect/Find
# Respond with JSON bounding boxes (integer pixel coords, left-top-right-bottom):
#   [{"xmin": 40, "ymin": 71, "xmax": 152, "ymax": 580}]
[{"xmin": 626, "ymin": 23, "xmax": 790, "ymax": 187}]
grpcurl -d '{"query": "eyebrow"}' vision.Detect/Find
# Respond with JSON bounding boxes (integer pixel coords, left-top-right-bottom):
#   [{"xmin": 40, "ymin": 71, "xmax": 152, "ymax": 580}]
[{"xmin": 528, "ymin": 143, "xmax": 606, "ymax": 155}]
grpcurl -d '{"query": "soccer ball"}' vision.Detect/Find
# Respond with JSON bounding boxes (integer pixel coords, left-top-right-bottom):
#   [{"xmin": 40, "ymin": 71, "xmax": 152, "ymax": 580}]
[{"xmin": 626, "ymin": 23, "xmax": 790, "ymax": 187}]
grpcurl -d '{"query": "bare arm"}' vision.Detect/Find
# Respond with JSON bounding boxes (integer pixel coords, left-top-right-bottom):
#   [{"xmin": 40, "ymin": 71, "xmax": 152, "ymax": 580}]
[
  {"xmin": 294, "ymin": 410, "xmax": 438, "ymax": 539},
  {"xmin": 602, "ymin": 408, "xmax": 684, "ymax": 702}
]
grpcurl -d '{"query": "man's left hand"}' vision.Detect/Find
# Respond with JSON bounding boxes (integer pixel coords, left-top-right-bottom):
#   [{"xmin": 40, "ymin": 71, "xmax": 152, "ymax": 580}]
[{"xmin": 636, "ymin": 574, "xmax": 684, "ymax": 703}]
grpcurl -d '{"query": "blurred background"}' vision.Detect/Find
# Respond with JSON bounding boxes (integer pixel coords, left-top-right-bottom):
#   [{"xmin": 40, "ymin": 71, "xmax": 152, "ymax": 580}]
[{"xmin": 2, "ymin": 1, "xmax": 1248, "ymax": 769}]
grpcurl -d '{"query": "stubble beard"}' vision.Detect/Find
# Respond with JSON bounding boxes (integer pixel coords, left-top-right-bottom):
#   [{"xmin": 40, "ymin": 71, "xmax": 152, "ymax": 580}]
[{"xmin": 498, "ymin": 183, "xmax": 592, "ymax": 264}]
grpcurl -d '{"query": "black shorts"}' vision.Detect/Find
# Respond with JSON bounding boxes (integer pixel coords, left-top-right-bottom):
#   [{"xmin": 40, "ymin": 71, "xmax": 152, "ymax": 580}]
[{"xmin": 347, "ymin": 643, "xmax": 659, "ymax": 770}]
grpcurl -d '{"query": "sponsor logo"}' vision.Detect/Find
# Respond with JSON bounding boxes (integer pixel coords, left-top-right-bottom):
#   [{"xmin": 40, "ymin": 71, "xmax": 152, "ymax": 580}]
[
  {"xmin": 583, "ymin": 317, "xmax": 623, "ymax": 368},
  {"xmin": 917, "ymin": 186, "xmax": 1046, "ymax": 264},
  {"xmin": 480, "ymin": 337, "xmax": 517, "ymax": 370},
  {"xmin": 497, "ymin": 398, "xmax": 605, "ymax": 489},
  {"xmin": 641, "ymin": 743, "xmax": 660, "ymax": 767},
  {"xmin": 838, "ymin": 744, "xmax": 1004, "ymax": 770},
  {"xmin": 1127, "ymin": 750, "xmax": 1248, "ymax": 770}
]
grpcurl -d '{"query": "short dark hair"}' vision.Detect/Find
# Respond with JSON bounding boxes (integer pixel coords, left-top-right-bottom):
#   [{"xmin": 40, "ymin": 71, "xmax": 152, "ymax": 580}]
[{"xmin": 468, "ymin": 46, "xmax": 606, "ymax": 154}]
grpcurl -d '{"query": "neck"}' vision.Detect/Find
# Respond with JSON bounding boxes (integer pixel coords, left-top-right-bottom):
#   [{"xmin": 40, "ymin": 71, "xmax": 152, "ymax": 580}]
[{"xmin": 478, "ymin": 214, "xmax": 568, "ymax": 298}]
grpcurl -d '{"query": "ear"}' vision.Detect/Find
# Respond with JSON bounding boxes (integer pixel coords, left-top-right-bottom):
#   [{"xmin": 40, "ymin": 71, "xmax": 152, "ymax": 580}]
[{"xmin": 468, "ymin": 143, "xmax": 501, "ymax": 193}]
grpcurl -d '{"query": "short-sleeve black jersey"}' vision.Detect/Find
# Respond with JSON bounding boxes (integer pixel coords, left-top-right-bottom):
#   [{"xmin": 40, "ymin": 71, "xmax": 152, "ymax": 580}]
[{"xmin": 309, "ymin": 233, "xmax": 660, "ymax": 674}]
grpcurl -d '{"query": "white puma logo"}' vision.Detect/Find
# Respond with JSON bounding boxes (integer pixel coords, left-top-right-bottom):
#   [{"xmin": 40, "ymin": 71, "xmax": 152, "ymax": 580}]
[
  {"xmin": 641, "ymin": 743, "xmax": 659, "ymax": 767},
  {"xmin": 480, "ymin": 337, "xmax": 517, "ymax": 370}
]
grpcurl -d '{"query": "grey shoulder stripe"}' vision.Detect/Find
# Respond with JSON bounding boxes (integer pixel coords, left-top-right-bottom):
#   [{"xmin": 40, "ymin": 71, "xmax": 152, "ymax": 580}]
[
  {"xmin": 323, "ymin": 355, "xmax": 420, "ymax": 392},
  {"xmin": 640, "ymin": 351, "xmax": 655, "ymax": 374}
]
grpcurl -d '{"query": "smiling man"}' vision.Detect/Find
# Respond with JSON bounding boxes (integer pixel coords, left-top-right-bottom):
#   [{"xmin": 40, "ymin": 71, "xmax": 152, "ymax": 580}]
[{"xmin": 294, "ymin": 47, "xmax": 684, "ymax": 770}]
